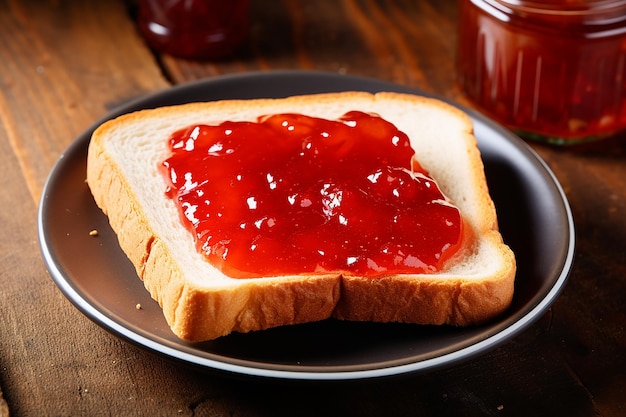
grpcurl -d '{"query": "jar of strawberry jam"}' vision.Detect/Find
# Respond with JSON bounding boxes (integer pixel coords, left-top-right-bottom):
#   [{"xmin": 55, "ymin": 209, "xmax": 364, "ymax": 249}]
[
  {"xmin": 457, "ymin": 0, "xmax": 626, "ymax": 144},
  {"xmin": 137, "ymin": 0, "xmax": 250, "ymax": 60}
]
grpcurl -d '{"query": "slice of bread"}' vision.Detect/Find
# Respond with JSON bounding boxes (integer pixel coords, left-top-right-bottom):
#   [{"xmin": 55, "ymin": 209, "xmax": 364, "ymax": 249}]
[{"xmin": 87, "ymin": 91, "xmax": 516, "ymax": 342}]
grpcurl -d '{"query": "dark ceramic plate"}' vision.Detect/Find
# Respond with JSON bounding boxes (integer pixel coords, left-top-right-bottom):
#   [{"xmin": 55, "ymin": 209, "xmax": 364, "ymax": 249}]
[{"xmin": 38, "ymin": 71, "xmax": 574, "ymax": 381}]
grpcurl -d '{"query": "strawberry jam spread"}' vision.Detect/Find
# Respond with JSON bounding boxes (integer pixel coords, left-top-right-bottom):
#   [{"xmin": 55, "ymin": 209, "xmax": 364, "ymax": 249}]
[{"xmin": 161, "ymin": 111, "xmax": 464, "ymax": 278}]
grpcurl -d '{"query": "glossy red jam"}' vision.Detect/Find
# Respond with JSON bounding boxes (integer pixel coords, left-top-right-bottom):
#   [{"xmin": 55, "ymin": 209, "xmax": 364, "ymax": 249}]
[
  {"xmin": 458, "ymin": 0, "xmax": 626, "ymax": 144},
  {"xmin": 161, "ymin": 112, "xmax": 464, "ymax": 278}
]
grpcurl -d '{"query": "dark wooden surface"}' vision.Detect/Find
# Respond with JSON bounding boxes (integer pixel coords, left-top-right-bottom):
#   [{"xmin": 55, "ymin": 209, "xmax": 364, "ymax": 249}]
[{"xmin": 1, "ymin": 0, "xmax": 624, "ymax": 415}]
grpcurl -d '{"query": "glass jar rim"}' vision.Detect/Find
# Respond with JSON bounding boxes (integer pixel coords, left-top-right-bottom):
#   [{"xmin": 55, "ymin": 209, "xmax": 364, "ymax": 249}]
[
  {"xmin": 478, "ymin": 0, "xmax": 626, "ymax": 26},
  {"xmin": 496, "ymin": 0, "xmax": 626, "ymax": 13}
]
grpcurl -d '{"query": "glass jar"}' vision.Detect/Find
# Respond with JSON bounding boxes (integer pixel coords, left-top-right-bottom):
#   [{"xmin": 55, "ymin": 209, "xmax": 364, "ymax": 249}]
[
  {"xmin": 137, "ymin": 0, "xmax": 250, "ymax": 60},
  {"xmin": 457, "ymin": 0, "xmax": 626, "ymax": 145}
]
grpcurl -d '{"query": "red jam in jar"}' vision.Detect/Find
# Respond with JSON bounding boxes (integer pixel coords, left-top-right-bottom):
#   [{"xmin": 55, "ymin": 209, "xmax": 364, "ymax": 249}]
[
  {"xmin": 457, "ymin": 0, "xmax": 626, "ymax": 144},
  {"xmin": 137, "ymin": 0, "xmax": 250, "ymax": 60},
  {"xmin": 161, "ymin": 112, "xmax": 464, "ymax": 278}
]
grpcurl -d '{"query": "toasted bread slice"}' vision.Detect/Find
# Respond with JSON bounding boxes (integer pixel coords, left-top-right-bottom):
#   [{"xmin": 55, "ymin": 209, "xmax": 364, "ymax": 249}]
[{"xmin": 86, "ymin": 92, "xmax": 516, "ymax": 341}]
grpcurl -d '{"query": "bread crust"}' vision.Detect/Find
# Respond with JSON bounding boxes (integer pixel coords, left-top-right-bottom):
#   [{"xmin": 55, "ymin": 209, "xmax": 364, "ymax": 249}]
[{"xmin": 87, "ymin": 91, "xmax": 516, "ymax": 341}]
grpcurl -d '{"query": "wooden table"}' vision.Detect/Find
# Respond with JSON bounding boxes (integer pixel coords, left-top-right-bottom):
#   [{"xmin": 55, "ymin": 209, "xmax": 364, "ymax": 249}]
[{"xmin": 1, "ymin": 1, "xmax": 624, "ymax": 415}]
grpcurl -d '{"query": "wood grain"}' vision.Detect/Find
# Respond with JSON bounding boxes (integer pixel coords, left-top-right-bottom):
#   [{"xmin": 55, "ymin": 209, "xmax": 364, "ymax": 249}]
[
  {"xmin": 0, "ymin": 0, "xmax": 168, "ymax": 415},
  {"xmin": 160, "ymin": 0, "xmax": 466, "ymax": 100},
  {"xmin": 0, "ymin": 0, "xmax": 169, "ymax": 202},
  {"xmin": 0, "ymin": 0, "xmax": 624, "ymax": 415}
]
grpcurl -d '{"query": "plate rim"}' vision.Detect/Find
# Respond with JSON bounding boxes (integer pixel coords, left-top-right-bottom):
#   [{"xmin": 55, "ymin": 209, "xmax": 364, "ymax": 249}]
[{"xmin": 37, "ymin": 70, "xmax": 575, "ymax": 381}]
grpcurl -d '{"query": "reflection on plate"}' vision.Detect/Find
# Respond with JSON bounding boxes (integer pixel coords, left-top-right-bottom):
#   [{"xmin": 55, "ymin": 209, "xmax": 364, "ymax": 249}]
[{"xmin": 38, "ymin": 71, "xmax": 574, "ymax": 381}]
